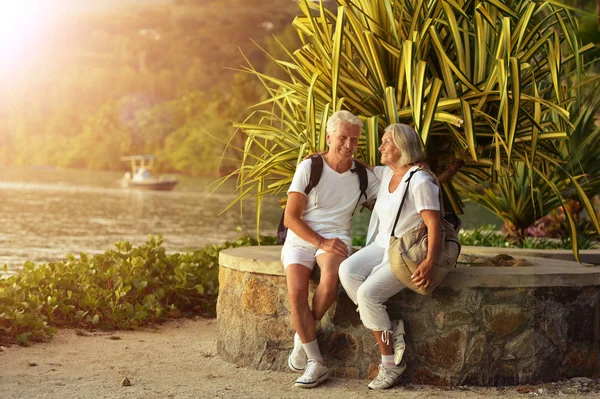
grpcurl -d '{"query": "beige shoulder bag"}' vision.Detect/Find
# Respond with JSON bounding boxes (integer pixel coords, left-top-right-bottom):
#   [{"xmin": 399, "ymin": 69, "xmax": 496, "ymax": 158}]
[{"xmin": 387, "ymin": 169, "xmax": 461, "ymax": 295}]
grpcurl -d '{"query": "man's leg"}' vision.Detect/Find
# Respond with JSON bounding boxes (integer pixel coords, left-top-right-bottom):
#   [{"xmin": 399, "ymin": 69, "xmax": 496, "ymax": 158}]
[
  {"xmin": 312, "ymin": 252, "xmax": 346, "ymax": 321},
  {"xmin": 286, "ymin": 263, "xmax": 329, "ymax": 388},
  {"xmin": 286, "ymin": 263, "xmax": 316, "ymax": 345}
]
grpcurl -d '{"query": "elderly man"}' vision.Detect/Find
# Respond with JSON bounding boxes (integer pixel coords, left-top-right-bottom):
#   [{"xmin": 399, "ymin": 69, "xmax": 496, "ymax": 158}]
[{"xmin": 282, "ymin": 110, "xmax": 379, "ymax": 388}]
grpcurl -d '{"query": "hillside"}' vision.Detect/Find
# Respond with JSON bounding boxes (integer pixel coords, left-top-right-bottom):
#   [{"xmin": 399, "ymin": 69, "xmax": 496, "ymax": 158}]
[{"xmin": 0, "ymin": 0, "xmax": 301, "ymax": 175}]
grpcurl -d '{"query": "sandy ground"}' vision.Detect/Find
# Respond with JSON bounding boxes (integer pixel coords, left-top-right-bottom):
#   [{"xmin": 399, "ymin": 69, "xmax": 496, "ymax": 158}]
[{"xmin": 0, "ymin": 318, "xmax": 598, "ymax": 399}]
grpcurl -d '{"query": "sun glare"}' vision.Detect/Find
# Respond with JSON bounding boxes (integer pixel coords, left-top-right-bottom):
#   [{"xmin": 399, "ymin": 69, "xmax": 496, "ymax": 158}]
[{"xmin": 0, "ymin": 1, "xmax": 51, "ymax": 73}]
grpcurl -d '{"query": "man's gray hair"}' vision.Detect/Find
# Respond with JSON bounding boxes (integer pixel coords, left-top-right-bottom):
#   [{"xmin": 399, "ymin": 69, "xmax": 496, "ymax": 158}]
[
  {"xmin": 326, "ymin": 110, "xmax": 363, "ymax": 135},
  {"xmin": 385, "ymin": 123, "xmax": 426, "ymax": 166}
]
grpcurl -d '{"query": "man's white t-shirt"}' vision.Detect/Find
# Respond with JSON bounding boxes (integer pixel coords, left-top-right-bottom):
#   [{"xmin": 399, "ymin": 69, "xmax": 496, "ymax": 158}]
[
  {"xmin": 286, "ymin": 157, "xmax": 379, "ymax": 244},
  {"xmin": 369, "ymin": 165, "xmax": 440, "ymax": 249}
]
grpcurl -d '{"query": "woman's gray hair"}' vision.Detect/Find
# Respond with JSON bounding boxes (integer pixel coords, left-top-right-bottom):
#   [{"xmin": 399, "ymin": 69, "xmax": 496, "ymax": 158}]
[
  {"xmin": 326, "ymin": 110, "xmax": 363, "ymax": 135},
  {"xmin": 385, "ymin": 123, "xmax": 426, "ymax": 166}
]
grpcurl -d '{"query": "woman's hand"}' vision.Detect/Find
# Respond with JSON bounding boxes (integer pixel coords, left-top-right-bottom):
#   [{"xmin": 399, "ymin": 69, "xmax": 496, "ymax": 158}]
[
  {"xmin": 411, "ymin": 258, "xmax": 435, "ymax": 288},
  {"xmin": 303, "ymin": 151, "xmax": 327, "ymax": 160},
  {"xmin": 318, "ymin": 237, "xmax": 348, "ymax": 258},
  {"xmin": 413, "ymin": 209, "xmax": 442, "ymax": 289}
]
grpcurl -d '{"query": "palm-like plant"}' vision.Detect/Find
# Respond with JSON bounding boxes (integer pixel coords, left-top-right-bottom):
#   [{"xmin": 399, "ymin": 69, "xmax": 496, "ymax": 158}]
[
  {"xmin": 455, "ymin": 77, "xmax": 600, "ymax": 241},
  {"xmin": 217, "ymin": 0, "xmax": 599, "ymax": 260}
]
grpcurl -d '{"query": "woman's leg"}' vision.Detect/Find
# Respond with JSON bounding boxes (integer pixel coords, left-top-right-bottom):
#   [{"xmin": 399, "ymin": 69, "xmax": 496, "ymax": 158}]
[
  {"xmin": 356, "ymin": 262, "xmax": 407, "ymax": 389},
  {"xmin": 338, "ymin": 244, "xmax": 386, "ymax": 305},
  {"xmin": 355, "ymin": 260, "xmax": 404, "ymax": 335}
]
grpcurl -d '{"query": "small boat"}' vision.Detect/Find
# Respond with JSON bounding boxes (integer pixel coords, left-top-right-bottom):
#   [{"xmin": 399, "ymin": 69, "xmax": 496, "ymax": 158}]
[{"xmin": 121, "ymin": 155, "xmax": 178, "ymax": 191}]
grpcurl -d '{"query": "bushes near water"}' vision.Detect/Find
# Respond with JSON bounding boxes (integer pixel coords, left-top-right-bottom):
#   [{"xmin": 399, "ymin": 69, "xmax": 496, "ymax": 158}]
[{"xmin": 0, "ymin": 235, "xmax": 277, "ymax": 346}]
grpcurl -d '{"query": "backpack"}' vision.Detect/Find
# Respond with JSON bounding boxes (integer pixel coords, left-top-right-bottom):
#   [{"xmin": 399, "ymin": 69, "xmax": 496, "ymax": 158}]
[{"xmin": 277, "ymin": 155, "xmax": 369, "ymax": 244}]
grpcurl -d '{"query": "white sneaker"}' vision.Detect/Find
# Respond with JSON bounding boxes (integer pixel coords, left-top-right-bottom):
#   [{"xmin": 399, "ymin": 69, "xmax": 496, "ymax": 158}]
[
  {"xmin": 294, "ymin": 360, "xmax": 329, "ymax": 388},
  {"xmin": 392, "ymin": 320, "xmax": 406, "ymax": 365},
  {"xmin": 288, "ymin": 333, "xmax": 307, "ymax": 372},
  {"xmin": 367, "ymin": 362, "xmax": 407, "ymax": 389}
]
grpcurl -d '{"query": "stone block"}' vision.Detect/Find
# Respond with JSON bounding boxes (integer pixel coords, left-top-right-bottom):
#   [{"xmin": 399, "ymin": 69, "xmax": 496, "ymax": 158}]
[
  {"xmin": 563, "ymin": 345, "xmax": 589, "ymax": 376},
  {"xmin": 482, "ymin": 304, "xmax": 530, "ymax": 337},
  {"xmin": 412, "ymin": 368, "xmax": 451, "ymax": 386},
  {"xmin": 505, "ymin": 329, "xmax": 535, "ymax": 360},
  {"xmin": 366, "ymin": 363, "xmax": 380, "ymax": 380},
  {"xmin": 431, "ymin": 287, "xmax": 462, "ymax": 307},
  {"xmin": 587, "ymin": 346, "xmax": 600, "ymax": 376},
  {"xmin": 465, "ymin": 333, "xmax": 486, "ymax": 366},
  {"xmin": 261, "ymin": 319, "xmax": 294, "ymax": 344},
  {"xmin": 538, "ymin": 314, "xmax": 568, "ymax": 350},
  {"xmin": 416, "ymin": 328, "xmax": 467, "ymax": 373},
  {"xmin": 566, "ymin": 305, "xmax": 595, "ymax": 343},
  {"xmin": 328, "ymin": 331, "xmax": 358, "ymax": 361},
  {"xmin": 404, "ymin": 314, "xmax": 433, "ymax": 343},
  {"xmin": 330, "ymin": 293, "xmax": 362, "ymax": 328},
  {"xmin": 242, "ymin": 276, "xmax": 279, "ymax": 316},
  {"xmin": 435, "ymin": 311, "xmax": 473, "ymax": 330}
]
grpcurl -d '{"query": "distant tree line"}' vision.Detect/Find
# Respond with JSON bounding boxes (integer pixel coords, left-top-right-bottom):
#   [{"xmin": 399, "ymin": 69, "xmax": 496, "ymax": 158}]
[{"xmin": 0, "ymin": 0, "xmax": 300, "ymax": 175}]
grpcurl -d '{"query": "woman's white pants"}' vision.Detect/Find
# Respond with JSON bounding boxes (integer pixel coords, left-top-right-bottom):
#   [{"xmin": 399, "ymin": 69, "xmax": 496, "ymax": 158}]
[{"xmin": 339, "ymin": 243, "xmax": 405, "ymax": 331}]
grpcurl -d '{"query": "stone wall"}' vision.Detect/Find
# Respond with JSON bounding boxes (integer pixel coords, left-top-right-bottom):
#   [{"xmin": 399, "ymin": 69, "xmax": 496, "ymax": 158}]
[{"xmin": 217, "ymin": 246, "xmax": 600, "ymax": 386}]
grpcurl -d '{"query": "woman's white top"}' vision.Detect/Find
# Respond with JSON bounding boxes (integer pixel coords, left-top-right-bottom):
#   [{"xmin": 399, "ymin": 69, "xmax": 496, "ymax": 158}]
[{"xmin": 366, "ymin": 165, "xmax": 440, "ymax": 249}]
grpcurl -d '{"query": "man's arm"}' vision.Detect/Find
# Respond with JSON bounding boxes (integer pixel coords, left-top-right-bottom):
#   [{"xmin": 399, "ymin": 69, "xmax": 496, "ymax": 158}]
[{"xmin": 284, "ymin": 192, "xmax": 348, "ymax": 257}]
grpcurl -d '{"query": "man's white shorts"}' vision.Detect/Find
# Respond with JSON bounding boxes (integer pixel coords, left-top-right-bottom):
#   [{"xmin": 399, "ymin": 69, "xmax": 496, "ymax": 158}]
[{"xmin": 281, "ymin": 233, "xmax": 352, "ymax": 271}]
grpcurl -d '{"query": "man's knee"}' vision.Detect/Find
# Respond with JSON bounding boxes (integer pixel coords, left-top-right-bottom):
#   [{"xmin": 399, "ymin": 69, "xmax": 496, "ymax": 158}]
[{"xmin": 287, "ymin": 283, "xmax": 309, "ymax": 308}]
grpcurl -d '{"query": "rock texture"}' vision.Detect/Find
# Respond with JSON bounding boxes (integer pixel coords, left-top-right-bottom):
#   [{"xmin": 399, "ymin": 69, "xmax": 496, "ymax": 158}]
[{"xmin": 217, "ymin": 248, "xmax": 600, "ymax": 386}]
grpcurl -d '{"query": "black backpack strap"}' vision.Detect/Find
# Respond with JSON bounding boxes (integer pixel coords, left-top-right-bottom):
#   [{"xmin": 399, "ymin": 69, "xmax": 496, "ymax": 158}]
[
  {"xmin": 305, "ymin": 154, "xmax": 323, "ymax": 195},
  {"xmin": 351, "ymin": 161, "xmax": 369, "ymax": 215},
  {"xmin": 352, "ymin": 161, "xmax": 369, "ymax": 201}
]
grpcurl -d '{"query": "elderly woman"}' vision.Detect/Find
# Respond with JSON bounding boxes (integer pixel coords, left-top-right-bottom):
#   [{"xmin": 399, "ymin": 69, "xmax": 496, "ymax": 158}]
[{"xmin": 338, "ymin": 123, "xmax": 442, "ymax": 390}]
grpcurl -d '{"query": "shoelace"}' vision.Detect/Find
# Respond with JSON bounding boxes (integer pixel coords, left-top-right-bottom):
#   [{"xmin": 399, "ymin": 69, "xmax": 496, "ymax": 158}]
[
  {"xmin": 304, "ymin": 361, "xmax": 319, "ymax": 375},
  {"xmin": 381, "ymin": 330, "xmax": 392, "ymax": 345},
  {"xmin": 375, "ymin": 365, "xmax": 389, "ymax": 382}
]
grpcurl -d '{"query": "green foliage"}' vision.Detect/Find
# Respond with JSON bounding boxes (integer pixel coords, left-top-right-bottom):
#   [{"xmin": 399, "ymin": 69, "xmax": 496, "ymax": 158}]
[
  {"xmin": 456, "ymin": 78, "xmax": 600, "ymax": 243},
  {"xmin": 220, "ymin": 0, "xmax": 599, "ymax": 260},
  {"xmin": 458, "ymin": 225, "xmax": 598, "ymax": 250},
  {"xmin": 0, "ymin": 235, "xmax": 277, "ymax": 346},
  {"xmin": 459, "ymin": 226, "xmax": 510, "ymax": 248}
]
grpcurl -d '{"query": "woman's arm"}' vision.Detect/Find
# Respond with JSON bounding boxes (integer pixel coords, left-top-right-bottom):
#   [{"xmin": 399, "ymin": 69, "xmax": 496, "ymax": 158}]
[
  {"xmin": 284, "ymin": 192, "xmax": 348, "ymax": 257},
  {"xmin": 410, "ymin": 209, "xmax": 441, "ymax": 289}
]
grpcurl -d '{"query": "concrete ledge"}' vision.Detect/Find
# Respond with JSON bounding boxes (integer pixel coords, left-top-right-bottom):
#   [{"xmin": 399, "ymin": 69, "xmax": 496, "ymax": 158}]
[
  {"xmin": 219, "ymin": 245, "xmax": 600, "ymax": 287},
  {"xmin": 462, "ymin": 246, "xmax": 600, "ymax": 265}
]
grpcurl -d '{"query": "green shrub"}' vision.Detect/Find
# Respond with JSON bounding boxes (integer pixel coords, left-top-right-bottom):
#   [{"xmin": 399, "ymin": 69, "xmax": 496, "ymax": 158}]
[
  {"xmin": 0, "ymin": 235, "xmax": 277, "ymax": 346},
  {"xmin": 459, "ymin": 226, "xmax": 598, "ymax": 250}
]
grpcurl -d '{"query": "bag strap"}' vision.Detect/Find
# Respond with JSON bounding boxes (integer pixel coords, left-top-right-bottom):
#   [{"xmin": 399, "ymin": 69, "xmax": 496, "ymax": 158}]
[
  {"xmin": 390, "ymin": 168, "xmax": 445, "ymax": 238},
  {"xmin": 352, "ymin": 161, "xmax": 369, "ymax": 202},
  {"xmin": 390, "ymin": 169, "xmax": 418, "ymax": 238},
  {"xmin": 305, "ymin": 154, "xmax": 323, "ymax": 195},
  {"xmin": 350, "ymin": 160, "xmax": 369, "ymax": 216}
]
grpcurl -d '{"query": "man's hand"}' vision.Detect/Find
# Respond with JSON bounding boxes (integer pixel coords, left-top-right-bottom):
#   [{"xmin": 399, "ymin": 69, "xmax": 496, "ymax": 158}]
[
  {"xmin": 318, "ymin": 237, "xmax": 348, "ymax": 258},
  {"xmin": 411, "ymin": 258, "xmax": 435, "ymax": 289}
]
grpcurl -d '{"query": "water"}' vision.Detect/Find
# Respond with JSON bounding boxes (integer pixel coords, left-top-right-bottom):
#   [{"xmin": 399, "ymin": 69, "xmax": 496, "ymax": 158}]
[{"xmin": 0, "ymin": 167, "xmax": 500, "ymax": 274}]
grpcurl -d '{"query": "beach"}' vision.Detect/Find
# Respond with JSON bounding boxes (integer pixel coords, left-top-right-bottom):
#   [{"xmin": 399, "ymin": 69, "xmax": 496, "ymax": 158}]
[{"xmin": 1, "ymin": 318, "xmax": 598, "ymax": 398}]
